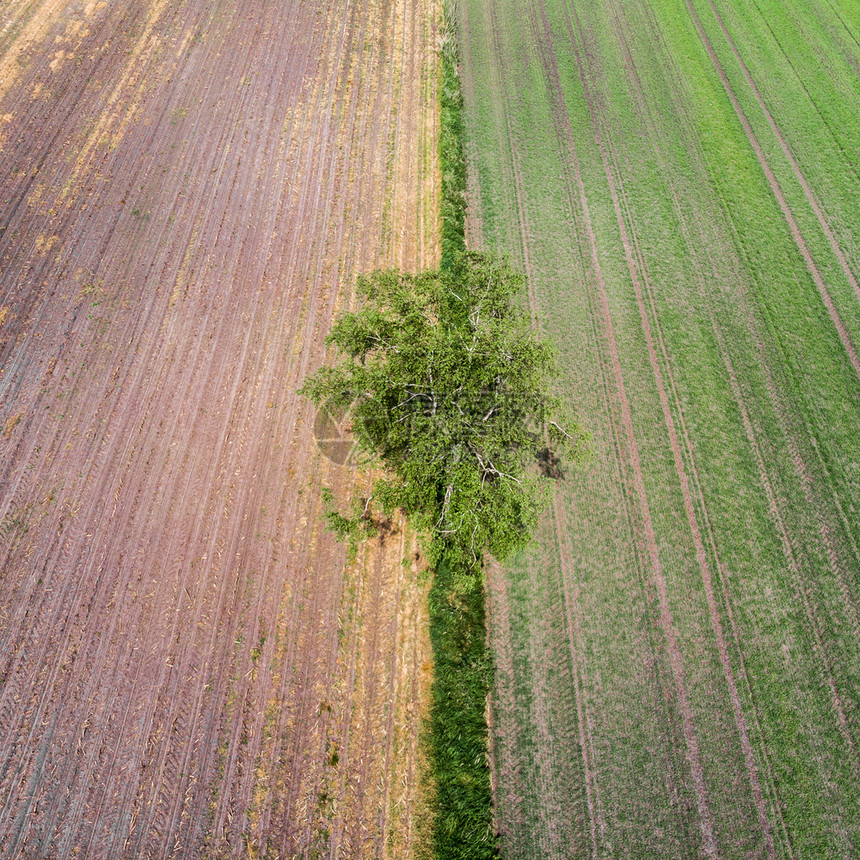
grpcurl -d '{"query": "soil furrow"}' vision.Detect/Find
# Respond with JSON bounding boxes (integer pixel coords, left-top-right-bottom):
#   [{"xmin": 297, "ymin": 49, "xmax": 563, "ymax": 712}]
[
  {"xmin": 554, "ymin": 2, "xmax": 720, "ymax": 854},
  {"xmin": 483, "ymin": 1, "xmax": 602, "ymax": 853},
  {"xmin": 0, "ymin": 0, "xmax": 438, "ymax": 854},
  {"xmin": 704, "ymin": 0, "xmax": 860, "ymax": 303},
  {"xmin": 682, "ymin": 0, "xmax": 860, "ymax": 382},
  {"xmin": 583, "ymin": 10, "xmax": 782, "ymax": 855}
]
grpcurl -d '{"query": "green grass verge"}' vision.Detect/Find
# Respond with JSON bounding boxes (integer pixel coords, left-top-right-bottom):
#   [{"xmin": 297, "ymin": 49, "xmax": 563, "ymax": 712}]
[
  {"xmin": 428, "ymin": 6, "xmax": 499, "ymax": 858},
  {"xmin": 427, "ymin": 555, "xmax": 499, "ymax": 860},
  {"xmin": 440, "ymin": 5, "xmax": 467, "ymax": 270}
]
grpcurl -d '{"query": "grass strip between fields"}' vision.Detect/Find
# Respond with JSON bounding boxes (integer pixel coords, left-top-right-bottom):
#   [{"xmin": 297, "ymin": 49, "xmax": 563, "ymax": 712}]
[
  {"xmin": 427, "ymin": 6, "xmax": 499, "ymax": 858},
  {"xmin": 440, "ymin": 4, "xmax": 467, "ymax": 273},
  {"xmin": 427, "ymin": 555, "xmax": 498, "ymax": 859}
]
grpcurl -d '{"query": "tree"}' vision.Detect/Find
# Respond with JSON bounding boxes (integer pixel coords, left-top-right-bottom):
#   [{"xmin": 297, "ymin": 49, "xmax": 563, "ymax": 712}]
[{"xmin": 300, "ymin": 251, "xmax": 588, "ymax": 572}]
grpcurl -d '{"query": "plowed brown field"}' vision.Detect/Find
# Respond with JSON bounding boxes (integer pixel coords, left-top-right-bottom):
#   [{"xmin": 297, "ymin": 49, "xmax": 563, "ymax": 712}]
[{"xmin": 0, "ymin": 0, "xmax": 439, "ymax": 856}]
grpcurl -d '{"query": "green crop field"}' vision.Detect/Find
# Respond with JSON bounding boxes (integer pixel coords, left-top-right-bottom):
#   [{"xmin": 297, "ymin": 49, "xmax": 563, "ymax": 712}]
[{"xmin": 456, "ymin": 0, "xmax": 860, "ymax": 855}]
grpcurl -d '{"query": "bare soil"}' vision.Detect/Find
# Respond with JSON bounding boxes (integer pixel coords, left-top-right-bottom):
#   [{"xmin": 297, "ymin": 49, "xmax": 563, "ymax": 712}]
[{"xmin": 0, "ymin": 0, "xmax": 439, "ymax": 856}]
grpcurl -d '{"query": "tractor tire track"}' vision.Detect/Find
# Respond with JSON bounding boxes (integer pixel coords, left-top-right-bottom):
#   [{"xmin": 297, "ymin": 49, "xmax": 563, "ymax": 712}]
[
  {"xmin": 751, "ymin": 0, "xmax": 860, "ymax": 188},
  {"xmin": 616, "ymin": 9, "xmax": 807, "ymax": 855},
  {"xmin": 487, "ymin": 0, "xmax": 720, "ymax": 852},
  {"xmin": 704, "ymin": 0, "xmax": 860, "ymax": 303},
  {"xmin": 633, "ymin": 0, "xmax": 860, "ymax": 762},
  {"xmin": 575, "ymin": 7, "xmax": 783, "ymax": 854},
  {"xmin": 552, "ymin": 1, "xmax": 723, "ymax": 854},
  {"xmin": 483, "ymin": 2, "xmax": 602, "ymax": 854},
  {"xmin": 525, "ymin": 17, "xmax": 695, "ymax": 850},
  {"xmin": 682, "ymin": 0, "xmax": 860, "ymax": 382},
  {"xmin": 583, "ymin": 0, "xmax": 859, "ymax": 840}
]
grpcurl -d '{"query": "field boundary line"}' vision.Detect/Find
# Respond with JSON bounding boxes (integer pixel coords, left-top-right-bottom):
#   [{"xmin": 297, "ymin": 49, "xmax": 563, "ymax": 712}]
[
  {"xmin": 459, "ymin": 1, "xmax": 524, "ymax": 840},
  {"xmin": 483, "ymin": 559, "xmax": 523, "ymax": 843}
]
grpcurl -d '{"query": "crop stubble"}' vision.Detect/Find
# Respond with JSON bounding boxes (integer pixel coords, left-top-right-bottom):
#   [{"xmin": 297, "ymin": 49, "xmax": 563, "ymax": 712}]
[{"xmin": 0, "ymin": 0, "xmax": 439, "ymax": 856}]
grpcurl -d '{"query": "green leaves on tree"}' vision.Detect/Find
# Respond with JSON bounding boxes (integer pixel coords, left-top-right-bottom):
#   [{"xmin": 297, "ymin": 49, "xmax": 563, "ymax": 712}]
[{"xmin": 300, "ymin": 251, "xmax": 589, "ymax": 573}]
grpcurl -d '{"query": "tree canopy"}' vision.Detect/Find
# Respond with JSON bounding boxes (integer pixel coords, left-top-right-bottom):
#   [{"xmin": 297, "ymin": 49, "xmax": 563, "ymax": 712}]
[{"xmin": 300, "ymin": 251, "xmax": 588, "ymax": 572}]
